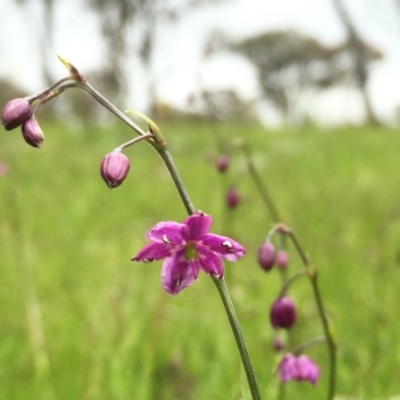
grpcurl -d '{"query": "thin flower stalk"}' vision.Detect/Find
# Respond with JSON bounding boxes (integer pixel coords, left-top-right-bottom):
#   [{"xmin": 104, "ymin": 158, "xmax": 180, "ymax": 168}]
[{"xmin": 45, "ymin": 64, "xmax": 263, "ymax": 399}]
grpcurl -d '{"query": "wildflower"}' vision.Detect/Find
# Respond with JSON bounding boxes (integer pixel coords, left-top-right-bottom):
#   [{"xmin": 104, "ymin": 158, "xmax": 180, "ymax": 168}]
[
  {"xmin": 270, "ymin": 296, "xmax": 297, "ymax": 329},
  {"xmin": 1, "ymin": 98, "xmax": 32, "ymax": 131},
  {"xmin": 226, "ymin": 187, "xmax": 241, "ymax": 208},
  {"xmin": 278, "ymin": 353, "xmax": 320, "ymax": 385},
  {"xmin": 100, "ymin": 151, "xmax": 130, "ymax": 188},
  {"xmin": 276, "ymin": 249, "xmax": 289, "ymax": 269},
  {"xmin": 258, "ymin": 241, "xmax": 276, "ymax": 271},
  {"xmin": 132, "ymin": 211, "xmax": 246, "ymax": 295},
  {"xmin": 21, "ymin": 117, "xmax": 44, "ymax": 148}
]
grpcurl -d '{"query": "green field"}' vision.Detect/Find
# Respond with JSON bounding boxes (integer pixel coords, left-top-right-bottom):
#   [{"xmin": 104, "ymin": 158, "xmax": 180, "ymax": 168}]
[{"xmin": 0, "ymin": 119, "xmax": 399, "ymax": 399}]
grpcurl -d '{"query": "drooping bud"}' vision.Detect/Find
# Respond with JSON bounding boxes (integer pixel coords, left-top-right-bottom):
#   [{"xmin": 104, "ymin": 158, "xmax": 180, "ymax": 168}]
[
  {"xmin": 21, "ymin": 117, "xmax": 44, "ymax": 148},
  {"xmin": 2, "ymin": 98, "xmax": 32, "ymax": 131},
  {"xmin": 276, "ymin": 249, "xmax": 290, "ymax": 270},
  {"xmin": 258, "ymin": 241, "xmax": 276, "ymax": 271},
  {"xmin": 100, "ymin": 151, "xmax": 130, "ymax": 188},
  {"xmin": 217, "ymin": 155, "xmax": 230, "ymax": 173},
  {"xmin": 270, "ymin": 296, "xmax": 297, "ymax": 329},
  {"xmin": 226, "ymin": 187, "xmax": 240, "ymax": 208}
]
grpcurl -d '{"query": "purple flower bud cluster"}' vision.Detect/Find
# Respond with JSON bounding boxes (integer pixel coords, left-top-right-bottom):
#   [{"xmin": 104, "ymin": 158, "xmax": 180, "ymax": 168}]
[
  {"xmin": 258, "ymin": 241, "xmax": 289, "ymax": 272},
  {"xmin": 1, "ymin": 98, "xmax": 44, "ymax": 148},
  {"xmin": 2, "ymin": 97, "xmax": 132, "ymax": 188}
]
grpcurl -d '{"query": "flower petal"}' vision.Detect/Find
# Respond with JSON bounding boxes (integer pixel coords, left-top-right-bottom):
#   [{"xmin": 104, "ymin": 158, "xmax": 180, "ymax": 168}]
[
  {"xmin": 131, "ymin": 242, "xmax": 173, "ymax": 262},
  {"xmin": 145, "ymin": 221, "xmax": 186, "ymax": 244},
  {"xmin": 198, "ymin": 248, "xmax": 225, "ymax": 278},
  {"xmin": 201, "ymin": 233, "xmax": 246, "ymax": 261},
  {"xmin": 297, "ymin": 356, "xmax": 320, "ymax": 385},
  {"xmin": 183, "ymin": 212, "xmax": 212, "ymax": 240},
  {"xmin": 161, "ymin": 251, "xmax": 198, "ymax": 295},
  {"xmin": 278, "ymin": 354, "xmax": 297, "ymax": 383}
]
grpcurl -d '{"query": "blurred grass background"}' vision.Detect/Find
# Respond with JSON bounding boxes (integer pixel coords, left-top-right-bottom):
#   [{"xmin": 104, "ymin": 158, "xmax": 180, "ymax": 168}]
[{"xmin": 0, "ymin": 119, "xmax": 399, "ymax": 399}]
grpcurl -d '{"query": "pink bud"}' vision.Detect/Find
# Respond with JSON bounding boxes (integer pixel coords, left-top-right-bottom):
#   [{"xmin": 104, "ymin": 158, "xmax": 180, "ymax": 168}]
[
  {"xmin": 273, "ymin": 334, "xmax": 284, "ymax": 352},
  {"xmin": 2, "ymin": 98, "xmax": 32, "ymax": 131},
  {"xmin": 276, "ymin": 250, "xmax": 289, "ymax": 270},
  {"xmin": 100, "ymin": 151, "xmax": 130, "ymax": 188},
  {"xmin": 217, "ymin": 155, "xmax": 230, "ymax": 173},
  {"xmin": 21, "ymin": 117, "xmax": 44, "ymax": 148},
  {"xmin": 226, "ymin": 187, "xmax": 240, "ymax": 208},
  {"xmin": 258, "ymin": 241, "xmax": 276, "ymax": 271},
  {"xmin": 270, "ymin": 297, "xmax": 297, "ymax": 329}
]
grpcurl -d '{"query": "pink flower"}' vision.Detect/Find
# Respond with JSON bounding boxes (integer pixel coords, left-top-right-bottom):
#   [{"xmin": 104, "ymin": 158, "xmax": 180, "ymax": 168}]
[
  {"xmin": 278, "ymin": 354, "xmax": 320, "ymax": 385},
  {"xmin": 132, "ymin": 211, "xmax": 246, "ymax": 295}
]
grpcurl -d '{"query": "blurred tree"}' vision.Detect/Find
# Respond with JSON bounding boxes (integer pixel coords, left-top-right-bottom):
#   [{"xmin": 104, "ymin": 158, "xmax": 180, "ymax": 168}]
[
  {"xmin": 229, "ymin": 30, "xmax": 382, "ymax": 125},
  {"xmin": 330, "ymin": 0, "xmax": 381, "ymax": 125},
  {"xmin": 86, "ymin": 0, "xmax": 229, "ymax": 111}
]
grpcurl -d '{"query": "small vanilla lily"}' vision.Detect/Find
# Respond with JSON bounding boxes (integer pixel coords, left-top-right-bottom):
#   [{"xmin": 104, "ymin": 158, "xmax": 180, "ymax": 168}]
[{"xmin": 132, "ymin": 211, "xmax": 246, "ymax": 295}]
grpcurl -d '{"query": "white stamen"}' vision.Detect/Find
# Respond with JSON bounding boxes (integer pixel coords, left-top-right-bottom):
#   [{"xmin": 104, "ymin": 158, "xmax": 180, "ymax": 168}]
[{"xmin": 162, "ymin": 234, "xmax": 171, "ymax": 244}]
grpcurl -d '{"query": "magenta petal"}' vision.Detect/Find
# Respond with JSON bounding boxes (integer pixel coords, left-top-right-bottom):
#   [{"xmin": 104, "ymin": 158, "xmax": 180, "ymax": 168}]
[
  {"xmin": 278, "ymin": 354, "xmax": 320, "ymax": 385},
  {"xmin": 201, "ymin": 233, "xmax": 246, "ymax": 261},
  {"xmin": 297, "ymin": 356, "xmax": 320, "ymax": 384},
  {"xmin": 183, "ymin": 212, "xmax": 212, "ymax": 240},
  {"xmin": 132, "ymin": 242, "xmax": 173, "ymax": 262},
  {"xmin": 279, "ymin": 354, "xmax": 297, "ymax": 382},
  {"xmin": 161, "ymin": 252, "xmax": 198, "ymax": 295},
  {"xmin": 198, "ymin": 248, "xmax": 225, "ymax": 278},
  {"xmin": 145, "ymin": 221, "xmax": 185, "ymax": 244}
]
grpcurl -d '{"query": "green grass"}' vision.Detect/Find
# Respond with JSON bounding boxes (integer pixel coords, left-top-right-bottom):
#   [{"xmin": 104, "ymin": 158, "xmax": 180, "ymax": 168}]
[{"xmin": 0, "ymin": 119, "xmax": 399, "ymax": 399}]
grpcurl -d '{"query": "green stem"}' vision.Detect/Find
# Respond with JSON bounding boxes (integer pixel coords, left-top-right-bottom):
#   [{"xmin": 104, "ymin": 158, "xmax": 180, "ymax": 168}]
[
  {"xmin": 285, "ymin": 229, "xmax": 337, "ymax": 400},
  {"xmin": 156, "ymin": 147, "xmax": 196, "ymax": 215},
  {"xmin": 47, "ymin": 76, "xmax": 261, "ymax": 399},
  {"xmin": 242, "ymin": 144, "xmax": 280, "ymax": 222},
  {"xmin": 212, "ymin": 278, "xmax": 262, "ymax": 400}
]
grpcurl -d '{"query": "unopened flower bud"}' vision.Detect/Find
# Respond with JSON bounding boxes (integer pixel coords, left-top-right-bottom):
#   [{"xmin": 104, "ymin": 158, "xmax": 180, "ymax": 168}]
[
  {"xmin": 100, "ymin": 151, "xmax": 130, "ymax": 188},
  {"xmin": 270, "ymin": 296, "xmax": 297, "ymax": 329},
  {"xmin": 21, "ymin": 117, "xmax": 44, "ymax": 148},
  {"xmin": 2, "ymin": 98, "xmax": 32, "ymax": 131},
  {"xmin": 276, "ymin": 250, "xmax": 289, "ymax": 270},
  {"xmin": 273, "ymin": 334, "xmax": 284, "ymax": 352},
  {"xmin": 226, "ymin": 187, "xmax": 240, "ymax": 208},
  {"xmin": 258, "ymin": 241, "xmax": 276, "ymax": 271},
  {"xmin": 217, "ymin": 155, "xmax": 230, "ymax": 173}
]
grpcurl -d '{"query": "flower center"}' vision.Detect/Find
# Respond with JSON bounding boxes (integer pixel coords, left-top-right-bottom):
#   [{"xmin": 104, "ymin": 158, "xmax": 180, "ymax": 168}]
[{"xmin": 184, "ymin": 243, "xmax": 198, "ymax": 260}]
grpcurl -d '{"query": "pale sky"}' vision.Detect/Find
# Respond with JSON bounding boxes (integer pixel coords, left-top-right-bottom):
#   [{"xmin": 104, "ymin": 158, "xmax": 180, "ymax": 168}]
[{"xmin": 1, "ymin": 0, "xmax": 400, "ymax": 125}]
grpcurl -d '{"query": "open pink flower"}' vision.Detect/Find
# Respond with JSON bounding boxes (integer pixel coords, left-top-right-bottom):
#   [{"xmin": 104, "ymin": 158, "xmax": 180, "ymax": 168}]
[
  {"xmin": 132, "ymin": 211, "xmax": 246, "ymax": 295},
  {"xmin": 278, "ymin": 354, "xmax": 320, "ymax": 385}
]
